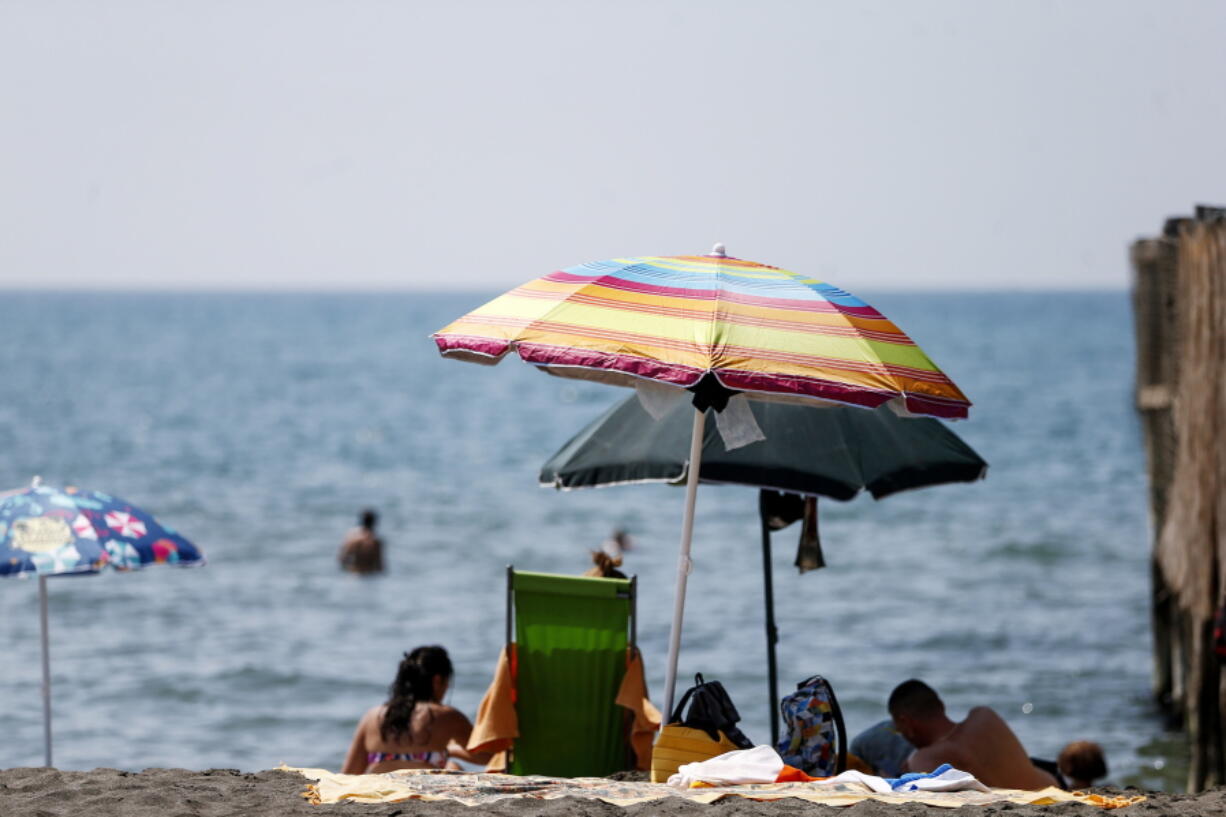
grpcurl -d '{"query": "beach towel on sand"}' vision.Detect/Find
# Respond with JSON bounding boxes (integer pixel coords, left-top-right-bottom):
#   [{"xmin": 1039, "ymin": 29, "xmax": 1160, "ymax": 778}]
[
  {"xmin": 286, "ymin": 765, "xmax": 1145, "ymax": 809},
  {"xmin": 665, "ymin": 748, "xmax": 984, "ymax": 793}
]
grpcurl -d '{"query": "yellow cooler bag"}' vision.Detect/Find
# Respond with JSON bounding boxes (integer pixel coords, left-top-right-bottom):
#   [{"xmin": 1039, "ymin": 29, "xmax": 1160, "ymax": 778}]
[
  {"xmin": 650, "ymin": 674, "xmax": 754, "ymax": 783},
  {"xmin": 650, "ymin": 724, "xmax": 741, "ymax": 782}
]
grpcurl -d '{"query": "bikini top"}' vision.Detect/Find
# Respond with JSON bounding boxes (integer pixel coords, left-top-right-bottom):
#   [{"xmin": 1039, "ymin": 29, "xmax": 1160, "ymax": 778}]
[{"xmin": 366, "ymin": 750, "xmax": 448, "ymax": 769}]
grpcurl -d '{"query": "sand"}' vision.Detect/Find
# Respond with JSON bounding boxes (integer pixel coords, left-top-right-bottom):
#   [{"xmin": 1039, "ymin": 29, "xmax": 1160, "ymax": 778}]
[{"xmin": 1, "ymin": 768, "xmax": 1224, "ymax": 817}]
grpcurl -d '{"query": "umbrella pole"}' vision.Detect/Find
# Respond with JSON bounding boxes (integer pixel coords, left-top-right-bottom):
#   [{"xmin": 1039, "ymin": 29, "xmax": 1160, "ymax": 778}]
[
  {"xmin": 39, "ymin": 575, "xmax": 52, "ymax": 768},
  {"xmin": 761, "ymin": 517, "xmax": 780, "ymax": 746},
  {"xmin": 662, "ymin": 407, "xmax": 707, "ymax": 721}
]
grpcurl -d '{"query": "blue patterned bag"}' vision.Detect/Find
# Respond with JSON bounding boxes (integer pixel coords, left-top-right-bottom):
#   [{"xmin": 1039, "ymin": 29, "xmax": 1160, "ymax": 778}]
[{"xmin": 776, "ymin": 675, "xmax": 847, "ymax": 777}]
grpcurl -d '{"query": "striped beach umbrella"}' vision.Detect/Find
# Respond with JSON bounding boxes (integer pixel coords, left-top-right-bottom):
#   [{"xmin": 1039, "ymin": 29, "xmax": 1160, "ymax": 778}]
[{"xmin": 433, "ymin": 246, "xmax": 971, "ymax": 716}]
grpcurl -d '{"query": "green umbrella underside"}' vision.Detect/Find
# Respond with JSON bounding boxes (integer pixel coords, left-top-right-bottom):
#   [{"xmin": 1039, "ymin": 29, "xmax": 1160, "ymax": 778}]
[
  {"xmin": 540, "ymin": 393, "xmax": 987, "ymax": 747},
  {"xmin": 540, "ymin": 394, "xmax": 987, "ymax": 500}
]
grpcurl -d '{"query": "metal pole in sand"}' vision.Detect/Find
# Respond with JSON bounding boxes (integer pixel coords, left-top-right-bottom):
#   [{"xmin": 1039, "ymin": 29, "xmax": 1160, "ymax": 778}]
[
  {"xmin": 662, "ymin": 407, "xmax": 706, "ymax": 721},
  {"xmin": 39, "ymin": 574, "xmax": 52, "ymax": 768},
  {"xmin": 760, "ymin": 507, "xmax": 780, "ymax": 746}
]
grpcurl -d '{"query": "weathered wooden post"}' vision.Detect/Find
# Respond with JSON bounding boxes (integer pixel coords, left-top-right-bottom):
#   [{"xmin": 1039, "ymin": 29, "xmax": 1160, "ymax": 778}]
[
  {"xmin": 1131, "ymin": 236, "xmax": 1179, "ymax": 718},
  {"xmin": 1132, "ymin": 206, "xmax": 1226, "ymax": 791}
]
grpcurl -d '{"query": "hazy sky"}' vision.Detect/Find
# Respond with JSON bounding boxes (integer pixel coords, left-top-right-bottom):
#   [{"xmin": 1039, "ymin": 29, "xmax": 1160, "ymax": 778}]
[{"xmin": 2, "ymin": 1, "xmax": 1223, "ymax": 291}]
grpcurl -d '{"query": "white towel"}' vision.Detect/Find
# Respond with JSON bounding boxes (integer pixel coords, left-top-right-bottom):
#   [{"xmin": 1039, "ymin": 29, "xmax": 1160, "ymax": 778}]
[
  {"xmin": 667, "ymin": 745, "xmax": 784, "ymax": 788},
  {"xmin": 816, "ymin": 766, "xmax": 990, "ymax": 794}
]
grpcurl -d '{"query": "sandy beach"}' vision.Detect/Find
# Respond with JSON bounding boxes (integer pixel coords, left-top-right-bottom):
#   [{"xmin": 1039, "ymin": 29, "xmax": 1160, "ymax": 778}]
[
  {"xmin": 1, "ymin": 767, "xmax": 1222, "ymax": 817},
  {"xmin": 5, "ymin": 0, "xmax": 1225, "ymax": 807}
]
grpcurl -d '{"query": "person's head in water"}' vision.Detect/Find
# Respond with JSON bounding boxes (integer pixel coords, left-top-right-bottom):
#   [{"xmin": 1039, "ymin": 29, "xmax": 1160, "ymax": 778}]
[
  {"xmin": 1058, "ymin": 741, "xmax": 1107, "ymax": 789},
  {"xmin": 360, "ymin": 509, "xmax": 378, "ymax": 531},
  {"xmin": 888, "ymin": 679, "xmax": 951, "ymax": 748},
  {"xmin": 602, "ymin": 528, "xmax": 633, "ymax": 560},
  {"xmin": 381, "ymin": 645, "xmax": 452, "ymax": 742}
]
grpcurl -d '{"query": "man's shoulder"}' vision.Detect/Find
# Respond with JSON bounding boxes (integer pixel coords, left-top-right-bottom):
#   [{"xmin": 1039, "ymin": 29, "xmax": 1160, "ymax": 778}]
[
  {"xmin": 964, "ymin": 706, "xmax": 1007, "ymax": 726},
  {"xmin": 959, "ymin": 706, "xmax": 1025, "ymax": 748}
]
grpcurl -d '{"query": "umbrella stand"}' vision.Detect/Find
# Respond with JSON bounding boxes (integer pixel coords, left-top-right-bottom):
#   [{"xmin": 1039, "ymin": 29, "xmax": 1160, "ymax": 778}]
[
  {"xmin": 39, "ymin": 575, "xmax": 52, "ymax": 767},
  {"xmin": 662, "ymin": 408, "xmax": 707, "ymax": 721},
  {"xmin": 761, "ymin": 517, "xmax": 780, "ymax": 747}
]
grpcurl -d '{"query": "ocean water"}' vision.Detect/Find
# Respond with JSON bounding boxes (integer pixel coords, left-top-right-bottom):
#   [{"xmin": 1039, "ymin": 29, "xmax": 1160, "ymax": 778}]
[{"xmin": 0, "ymin": 290, "xmax": 1178, "ymax": 788}]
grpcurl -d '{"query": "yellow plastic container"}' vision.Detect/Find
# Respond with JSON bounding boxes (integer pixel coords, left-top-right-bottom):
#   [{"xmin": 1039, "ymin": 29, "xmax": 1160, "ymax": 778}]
[{"xmin": 649, "ymin": 725, "xmax": 740, "ymax": 783}]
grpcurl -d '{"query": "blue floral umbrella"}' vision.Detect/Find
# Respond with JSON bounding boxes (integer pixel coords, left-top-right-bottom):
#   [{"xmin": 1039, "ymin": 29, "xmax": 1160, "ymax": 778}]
[{"xmin": 0, "ymin": 479, "xmax": 204, "ymax": 766}]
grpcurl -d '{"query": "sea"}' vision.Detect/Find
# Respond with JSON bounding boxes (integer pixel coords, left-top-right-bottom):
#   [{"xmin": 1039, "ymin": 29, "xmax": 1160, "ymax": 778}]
[{"xmin": 0, "ymin": 290, "xmax": 1182, "ymax": 789}]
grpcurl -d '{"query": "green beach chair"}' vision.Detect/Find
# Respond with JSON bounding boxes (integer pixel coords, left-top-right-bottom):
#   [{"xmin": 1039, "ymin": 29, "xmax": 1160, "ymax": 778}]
[{"xmin": 505, "ymin": 567, "xmax": 637, "ymax": 777}]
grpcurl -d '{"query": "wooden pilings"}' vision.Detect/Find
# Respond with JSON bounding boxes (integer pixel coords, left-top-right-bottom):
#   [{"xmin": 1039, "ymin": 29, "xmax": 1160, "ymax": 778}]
[{"xmin": 1132, "ymin": 206, "xmax": 1226, "ymax": 791}]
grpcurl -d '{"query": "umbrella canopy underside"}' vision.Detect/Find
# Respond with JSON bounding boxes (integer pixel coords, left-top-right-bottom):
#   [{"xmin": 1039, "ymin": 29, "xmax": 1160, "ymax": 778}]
[
  {"xmin": 540, "ymin": 394, "xmax": 987, "ymax": 501},
  {"xmin": 434, "ymin": 254, "xmax": 971, "ymax": 419}
]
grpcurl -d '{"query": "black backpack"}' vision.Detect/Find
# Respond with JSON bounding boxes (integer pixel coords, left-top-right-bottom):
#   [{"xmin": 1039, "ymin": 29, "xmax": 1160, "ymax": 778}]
[{"xmin": 669, "ymin": 673, "xmax": 754, "ymax": 749}]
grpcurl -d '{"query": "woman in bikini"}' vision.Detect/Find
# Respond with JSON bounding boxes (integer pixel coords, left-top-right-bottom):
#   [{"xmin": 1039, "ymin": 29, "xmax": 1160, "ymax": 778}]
[{"xmin": 342, "ymin": 645, "xmax": 491, "ymax": 774}]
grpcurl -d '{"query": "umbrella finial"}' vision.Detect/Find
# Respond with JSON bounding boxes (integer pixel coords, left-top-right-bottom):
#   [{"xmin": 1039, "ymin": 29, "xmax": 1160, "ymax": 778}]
[
  {"xmin": 708, "ymin": 243, "xmax": 727, "ymax": 258},
  {"xmin": 31, "ymin": 475, "xmax": 42, "ymax": 489}
]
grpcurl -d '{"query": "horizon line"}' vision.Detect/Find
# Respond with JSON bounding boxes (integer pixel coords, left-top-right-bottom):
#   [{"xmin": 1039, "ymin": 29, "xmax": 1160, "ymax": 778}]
[{"xmin": 0, "ymin": 283, "xmax": 1131, "ymax": 295}]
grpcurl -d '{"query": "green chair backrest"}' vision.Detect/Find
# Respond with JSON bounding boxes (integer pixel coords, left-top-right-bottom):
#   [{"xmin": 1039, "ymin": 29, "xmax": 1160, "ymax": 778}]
[{"xmin": 508, "ymin": 569, "xmax": 633, "ymax": 777}]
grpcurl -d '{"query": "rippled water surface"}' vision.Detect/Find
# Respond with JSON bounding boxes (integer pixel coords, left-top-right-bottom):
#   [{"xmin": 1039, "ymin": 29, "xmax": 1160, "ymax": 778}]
[{"xmin": 0, "ymin": 291, "xmax": 1175, "ymax": 787}]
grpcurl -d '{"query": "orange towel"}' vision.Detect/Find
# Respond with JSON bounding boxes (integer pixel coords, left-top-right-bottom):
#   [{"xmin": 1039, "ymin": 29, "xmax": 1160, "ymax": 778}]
[
  {"xmin": 776, "ymin": 765, "xmax": 821, "ymax": 782},
  {"xmin": 615, "ymin": 649, "xmax": 662, "ymax": 770},
  {"xmin": 467, "ymin": 645, "xmax": 517, "ymax": 771}
]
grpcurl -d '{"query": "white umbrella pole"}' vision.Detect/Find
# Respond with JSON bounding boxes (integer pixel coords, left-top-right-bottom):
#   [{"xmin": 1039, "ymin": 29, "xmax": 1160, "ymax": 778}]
[
  {"xmin": 662, "ymin": 407, "xmax": 707, "ymax": 721},
  {"xmin": 38, "ymin": 575, "xmax": 52, "ymax": 768}
]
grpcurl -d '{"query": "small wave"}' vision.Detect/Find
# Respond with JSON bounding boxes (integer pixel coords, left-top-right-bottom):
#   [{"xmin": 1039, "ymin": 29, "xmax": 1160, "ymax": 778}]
[
  {"xmin": 987, "ymin": 539, "xmax": 1070, "ymax": 563},
  {"xmin": 907, "ymin": 630, "xmax": 1011, "ymax": 651},
  {"xmin": 204, "ymin": 665, "xmax": 364, "ymax": 697}
]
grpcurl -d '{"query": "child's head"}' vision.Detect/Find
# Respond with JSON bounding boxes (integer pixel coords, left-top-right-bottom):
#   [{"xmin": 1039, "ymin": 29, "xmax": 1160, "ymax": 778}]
[{"xmin": 1058, "ymin": 741, "xmax": 1107, "ymax": 788}]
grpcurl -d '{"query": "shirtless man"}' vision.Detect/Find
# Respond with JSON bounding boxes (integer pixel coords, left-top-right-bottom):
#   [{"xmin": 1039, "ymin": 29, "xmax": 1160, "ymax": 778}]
[
  {"xmin": 338, "ymin": 509, "xmax": 384, "ymax": 574},
  {"xmin": 888, "ymin": 679, "xmax": 1058, "ymax": 791}
]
